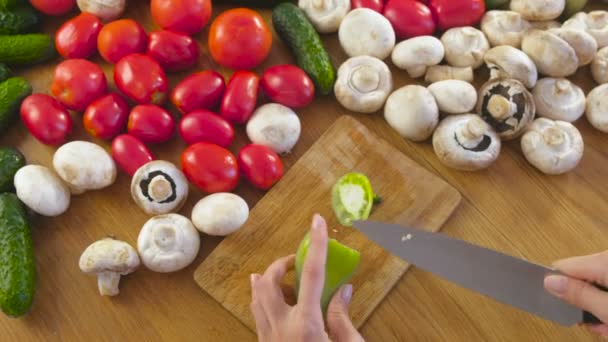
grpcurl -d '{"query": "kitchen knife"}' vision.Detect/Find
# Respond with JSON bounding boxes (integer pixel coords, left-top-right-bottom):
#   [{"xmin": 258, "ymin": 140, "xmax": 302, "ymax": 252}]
[{"xmin": 352, "ymin": 220, "xmax": 602, "ymax": 326}]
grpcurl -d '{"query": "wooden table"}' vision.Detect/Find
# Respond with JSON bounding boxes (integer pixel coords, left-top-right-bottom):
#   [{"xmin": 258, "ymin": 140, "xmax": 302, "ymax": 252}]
[{"xmin": 1, "ymin": 1, "xmax": 607, "ymax": 341}]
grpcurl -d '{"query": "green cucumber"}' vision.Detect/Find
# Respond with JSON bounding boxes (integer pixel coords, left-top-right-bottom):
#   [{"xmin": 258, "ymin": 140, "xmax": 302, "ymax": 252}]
[
  {"xmin": 0, "ymin": 193, "xmax": 36, "ymax": 317},
  {"xmin": 0, "ymin": 34, "xmax": 56, "ymax": 66},
  {"xmin": 0, "ymin": 77, "xmax": 32, "ymax": 132},
  {"xmin": 0, "ymin": 64, "xmax": 11, "ymax": 83},
  {"xmin": 272, "ymin": 3, "xmax": 336, "ymax": 95},
  {"xmin": 0, "ymin": 0, "xmax": 17, "ymax": 10},
  {"xmin": 0, "ymin": 6, "xmax": 40, "ymax": 35},
  {"xmin": 0, "ymin": 147, "xmax": 25, "ymax": 192}
]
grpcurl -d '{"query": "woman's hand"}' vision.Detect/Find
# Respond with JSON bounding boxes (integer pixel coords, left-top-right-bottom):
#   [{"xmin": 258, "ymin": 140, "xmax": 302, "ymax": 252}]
[
  {"xmin": 250, "ymin": 214, "xmax": 364, "ymax": 342},
  {"xmin": 544, "ymin": 251, "xmax": 608, "ymax": 337}
]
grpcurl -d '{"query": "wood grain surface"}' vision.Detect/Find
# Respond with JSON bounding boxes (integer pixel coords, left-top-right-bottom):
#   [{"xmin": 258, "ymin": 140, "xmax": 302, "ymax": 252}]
[{"xmin": 0, "ymin": 1, "xmax": 607, "ymax": 341}]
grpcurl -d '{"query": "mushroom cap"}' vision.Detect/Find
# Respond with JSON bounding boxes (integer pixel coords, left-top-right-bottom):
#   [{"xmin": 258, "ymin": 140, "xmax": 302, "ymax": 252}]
[
  {"xmin": 334, "ymin": 55, "xmax": 393, "ymax": 113},
  {"xmin": 391, "ymin": 36, "xmax": 444, "ymax": 78},
  {"xmin": 77, "ymin": 0, "xmax": 125, "ymax": 21},
  {"xmin": 591, "ymin": 46, "xmax": 608, "ymax": 84},
  {"xmin": 585, "ymin": 83, "xmax": 608, "ymax": 133},
  {"xmin": 131, "ymin": 160, "xmax": 189, "ymax": 216},
  {"xmin": 246, "ymin": 103, "xmax": 302, "ymax": 154},
  {"xmin": 432, "ymin": 114, "xmax": 501, "ymax": 171},
  {"xmin": 384, "ymin": 85, "xmax": 439, "ymax": 142},
  {"xmin": 427, "ymin": 80, "xmax": 478, "ymax": 115},
  {"xmin": 298, "ymin": 0, "xmax": 350, "ymax": 33},
  {"xmin": 137, "ymin": 214, "xmax": 200, "ymax": 273},
  {"xmin": 53, "ymin": 141, "xmax": 117, "ymax": 195},
  {"xmin": 521, "ymin": 30, "xmax": 579, "ymax": 77},
  {"xmin": 521, "ymin": 118, "xmax": 584, "ymax": 175},
  {"xmin": 191, "ymin": 193, "xmax": 249, "ymax": 236},
  {"xmin": 481, "ymin": 11, "xmax": 531, "ymax": 48},
  {"xmin": 476, "ymin": 77, "xmax": 536, "ymax": 140},
  {"xmin": 549, "ymin": 28, "xmax": 598, "ymax": 66},
  {"xmin": 338, "ymin": 8, "xmax": 395, "ymax": 60},
  {"xmin": 424, "ymin": 65, "xmax": 474, "ymax": 84},
  {"xmin": 484, "ymin": 45, "xmax": 538, "ymax": 88},
  {"xmin": 529, "ymin": 20, "xmax": 562, "ymax": 30},
  {"xmin": 510, "ymin": 0, "xmax": 565, "ymax": 21},
  {"xmin": 79, "ymin": 238, "xmax": 140, "ymax": 275},
  {"xmin": 532, "ymin": 78, "xmax": 585, "ymax": 122},
  {"xmin": 441, "ymin": 27, "xmax": 490, "ymax": 69},
  {"xmin": 14, "ymin": 165, "xmax": 71, "ymax": 217},
  {"xmin": 563, "ymin": 11, "xmax": 608, "ymax": 48}
]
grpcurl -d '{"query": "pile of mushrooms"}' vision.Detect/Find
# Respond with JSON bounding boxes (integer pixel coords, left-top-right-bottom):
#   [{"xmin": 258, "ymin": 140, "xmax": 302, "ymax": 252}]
[
  {"xmin": 299, "ymin": 0, "xmax": 350, "ymax": 33},
  {"xmin": 441, "ymin": 27, "xmax": 490, "ymax": 69},
  {"xmin": 334, "ymin": 56, "xmax": 393, "ymax": 113},
  {"xmin": 77, "ymin": 0, "xmax": 126, "ymax": 21},
  {"xmin": 532, "ymin": 78, "xmax": 585, "ymax": 122},
  {"xmin": 384, "ymin": 85, "xmax": 438, "ymax": 142},
  {"xmin": 391, "ymin": 36, "xmax": 444, "ymax": 78},
  {"xmin": 586, "ymin": 84, "xmax": 608, "ymax": 133},
  {"xmin": 481, "ymin": 11, "xmax": 531, "ymax": 48},
  {"xmin": 563, "ymin": 11, "xmax": 608, "ymax": 48},
  {"xmin": 428, "ymin": 80, "xmax": 478, "ymax": 115},
  {"xmin": 338, "ymin": 8, "xmax": 395, "ymax": 60}
]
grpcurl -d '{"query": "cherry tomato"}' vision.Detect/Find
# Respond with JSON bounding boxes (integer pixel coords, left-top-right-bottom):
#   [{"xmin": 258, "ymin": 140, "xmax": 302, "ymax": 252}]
[
  {"xmin": 151, "ymin": 0, "xmax": 212, "ymax": 35},
  {"xmin": 20, "ymin": 94, "xmax": 72, "ymax": 145},
  {"xmin": 209, "ymin": 8, "xmax": 272, "ymax": 70},
  {"xmin": 127, "ymin": 104, "xmax": 175, "ymax": 144},
  {"xmin": 83, "ymin": 93, "xmax": 130, "ymax": 140},
  {"xmin": 51, "ymin": 59, "xmax": 107, "ymax": 111},
  {"xmin": 383, "ymin": 0, "xmax": 435, "ymax": 39},
  {"xmin": 220, "ymin": 70, "xmax": 259, "ymax": 124},
  {"xmin": 181, "ymin": 142, "xmax": 239, "ymax": 193},
  {"xmin": 147, "ymin": 30, "xmax": 199, "ymax": 72},
  {"xmin": 261, "ymin": 65, "xmax": 315, "ymax": 109},
  {"xmin": 351, "ymin": 0, "xmax": 384, "ymax": 12},
  {"xmin": 171, "ymin": 71, "xmax": 225, "ymax": 114},
  {"xmin": 55, "ymin": 13, "xmax": 102, "ymax": 59},
  {"xmin": 428, "ymin": 0, "xmax": 485, "ymax": 31},
  {"xmin": 114, "ymin": 54, "xmax": 169, "ymax": 105},
  {"xmin": 98, "ymin": 19, "xmax": 148, "ymax": 64},
  {"xmin": 179, "ymin": 110, "xmax": 234, "ymax": 147},
  {"xmin": 29, "ymin": 0, "xmax": 75, "ymax": 16},
  {"xmin": 111, "ymin": 134, "xmax": 155, "ymax": 176},
  {"xmin": 237, "ymin": 144, "xmax": 283, "ymax": 190}
]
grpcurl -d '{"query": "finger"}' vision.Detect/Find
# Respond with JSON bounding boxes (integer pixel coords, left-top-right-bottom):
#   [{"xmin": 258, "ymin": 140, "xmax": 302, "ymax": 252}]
[
  {"xmin": 280, "ymin": 283, "xmax": 297, "ymax": 306},
  {"xmin": 587, "ymin": 324, "xmax": 608, "ymax": 338},
  {"xmin": 263, "ymin": 254, "xmax": 295, "ymax": 285},
  {"xmin": 298, "ymin": 214, "xmax": 329, "ymax": 309},
  {"xmin": 327, "ymin": 284, "xmax": 364, "ymax": 342},
  {"xmin": 257, "ymin": 255, "xmax": 294, "ymax": 317},
  {"xmin": 553, "ymin": 252, "xmax": 608, "ymax": 286},
  {"xmin": 544, "ymin": 275, "xmax": 608, "ymax": 323},
  {"xmin": 250, "ymin": 274, "xmax": 271, "ymax": 337}
]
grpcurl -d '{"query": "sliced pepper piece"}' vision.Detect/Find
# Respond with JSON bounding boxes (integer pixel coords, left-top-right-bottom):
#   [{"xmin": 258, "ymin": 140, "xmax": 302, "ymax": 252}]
[{"xmin": 332, "ymin": 172, "xmax": 379, "ymax": 227}]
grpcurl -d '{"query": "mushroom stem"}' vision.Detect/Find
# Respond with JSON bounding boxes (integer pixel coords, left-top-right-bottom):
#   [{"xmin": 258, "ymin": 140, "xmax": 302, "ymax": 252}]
[
  {"xmin": 543, "ymin": 127, "xmax": 566, "ymax": 146},
  {"xmin": 406, "ymin": 65, "xmax": 427, "ymax": 79},
  {"xmin": 312, "ymin": 0, "xmax": 326, "ymax": 10},
  {"xmin": 555, "ymin": 79, "xmax": 571, "ymax": 94},
  {"xmin": 464, "ymin": 117, "xmax": 487, "ymax": 139},
  {"xmin": 350, "ymin": 66, "xmax": 380, "ymax": 93},
  {"xmin": 97, "ymin": 271, "xmax": 121, "ymax": 296},
  {"xmin": 148, "ymin": 175, "xmax": 172, "ymax": 202},
  {"xmin": 487, "ymin": 95, "xmax": 514, "ymax": 120}
]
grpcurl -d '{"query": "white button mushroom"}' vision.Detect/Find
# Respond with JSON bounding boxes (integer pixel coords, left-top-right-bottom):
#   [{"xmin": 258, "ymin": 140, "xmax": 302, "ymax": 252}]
[
  {"xmin": 191, "ymin": 193, "xmax": 249, "ymax": 236},
  {"xmin": 521, "ymin": 30, "xmax": 579, "ymax": 77},
  {"xmin": 79, "ymin": 238, "xmax": 140, "ymax": 296},
  {"xmin": 334, "ymin": 56, "xmax": 393, "ymax": 114},
  {"xmin": 510, "ymin": 0, "xmax": 565, "ymax": 21},
  {"xmin": 424, "ymin": 65, "xmax": 474, "ymax": 84},
  {"xmin": 532, "ymin": 78, "xmax": 585, "ymax": 122},
  {"xmin": 338, "ymin": 8, "xmax": 396, "ymax": 60},
  {"xmin": 14, "ymin": 165, "xmax": 71, "ymax": 217},
  {"xmin": 521, "ymin": 118, "xmax": 584, "ymax": 175},
  {"xmin": 591, "ymin": 46, "xmax": 608, "ymax": 84},
  {"xmin": 77, "ymin": 0, "xmax": 126, "ymax": 21},
  {"xmin": 563, "ymin": 11, "xmax": 608, "ymax": 48},
  {"xmin": 549, "ymin": 28, "xmax": 598, "ymax": 66},
  {"xmin": 131, "ymin": 160, "xmax": 189, "ymax": 216},
  {"xmin": 427, "ymin": 80, "xmax": 478, "ymax": 115},
  {"xmin": 53, "ymin": 141, "xmax": 117, "ymax": 195},
  {"xmin": 476, "ymin": 78, "xmax": 536, "ymax": 140},
  {"xmin": 391, "ymin": 36, "xmax": 444, "ymax": 78},
  {"xmin": 246, "ymin": 103, "xmax": 301, "ymax": 154},
  {"xmin": 481, "ymin": 11, "xmax": 531, "ymax": 48},
  {"xmin": 137, "ymin": 214, "xmax": 200, "ymax": 273},
  {"xmin": 299, "ymin": 0, "xmax": 350, "ymax": 34},
  {"xmin": 384, "ymin": 85, "xmax": 439, "ymax": 142},
  {"xmin": 585, "ymin": 83, "xmax": 608, "ymax": 133},
  {"xmin": 432, "ymin": 114, "xmax": 502, "ymax": 171},
  {"xmin": 484, "ymin": 45, "xmax": 538, "ymax": 88},
  {"xmin": 441, "ymin": 27, "xmax": 490, "ymax": 69}
]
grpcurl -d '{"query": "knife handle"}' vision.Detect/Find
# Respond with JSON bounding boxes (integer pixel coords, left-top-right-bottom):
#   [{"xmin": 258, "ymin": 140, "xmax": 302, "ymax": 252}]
[{"xmin": 582, "ymin": 283, "xmax": 608, "ymax": 325}]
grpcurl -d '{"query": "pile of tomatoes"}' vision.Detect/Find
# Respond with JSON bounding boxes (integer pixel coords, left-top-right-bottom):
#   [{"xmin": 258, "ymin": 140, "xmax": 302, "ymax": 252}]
[{"xmin": 20, "ymin": 0, "xmax": 316, "ymax": 193}]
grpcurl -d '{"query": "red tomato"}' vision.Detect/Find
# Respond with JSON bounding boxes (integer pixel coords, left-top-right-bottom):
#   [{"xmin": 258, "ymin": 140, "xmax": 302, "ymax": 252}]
[
  {"xmin": 55, "ymin": 13, "xmax": 102, "ymax": 59},
  {"xmin": 171, "ymin": 71, "xmax": 225, "ymax": 114},
  {"xmin": 147, "ymin": 30, "xmax": 199, "ymax": 72},
  {"xmin": 351, "ymin": 0, "xmax": 384, "ymax": 12},
  {"xmin": 111, "ymin": 134, "xmax": 155, "ymax": 176},
  {"xmin": 237, "ymin": 144, "xmax": 283, "ymax": 190},
  {"xmin": 383, "ymin": 0, "xmax": 435, "ymax": 39},
  {"xmin": 20, "ymin": 94, "xmax": 72, "ymax": 145},
  {"xmin": 127, "ymin": 104, "xmax": 175, "ymax": 144},
  {"xmin": 209, "ymin": 8, "xmax": 272, "ymax": 70},
  {"xmin": 114, "ymin": 54, "xmax": 169, "ymax": 105},
  {"xmin": 179, "ymin": 110, "xmax": 234, "ymax": 147},
  {"xmin": 428, "ymin": 0, "xmax": 485, "ymax": 31},
  {"xmin": 220, "ymin": 70, "xmax": 259, "ymax": 124},
  {"xmin": 261, "ymin": 65, "xmax": 315, "ymax": 109},
  {"xmin": 181, "ymin": 142, "xmax": 239, "ymax": 193},
  {"xmin": 151, "ymin": 0, "xmax": 212, "ymax": 35},
  {"xmin": 97, "ymin": 19, "xmax": 148, "ymax": 64},
  {"xmin": 29, "ymin": 0, "xmax": 75, "ymax": 16},
  {"xmin": 83, "ymin": 94, "xmax": 130, "ymax": 140},
  {"xmin": 51, "ymin": 59, "xmax": 107, "ymax": 111}
]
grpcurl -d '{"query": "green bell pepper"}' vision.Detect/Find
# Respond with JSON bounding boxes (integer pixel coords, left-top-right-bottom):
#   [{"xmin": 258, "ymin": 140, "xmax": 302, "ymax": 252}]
[{"xmin": 332, "ymin": 172, "xmax": 379, "ymax": 227}]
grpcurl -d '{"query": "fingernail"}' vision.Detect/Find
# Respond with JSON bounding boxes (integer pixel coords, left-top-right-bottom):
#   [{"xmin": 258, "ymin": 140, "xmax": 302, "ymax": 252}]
[
  {"xmin": 250, "ymin": 273, "xmax": 260, "ymax": 286},
  {"xmin": 312, "ymin": 214, "xmax": 325, "ymax": 232},
  {"xmin": 545, "ymin": 275, "xmax": 568, "ymax": 296},
  {"xmin": 342, "ymin": 284, "xmax": 353, "ymax": 304}
]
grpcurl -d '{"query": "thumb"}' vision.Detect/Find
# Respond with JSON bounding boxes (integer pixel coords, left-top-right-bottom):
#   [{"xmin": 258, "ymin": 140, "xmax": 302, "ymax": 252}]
[
  {"xmin": 326, "ymin": 284, "xmax": 362, "ymax": 342},
  {"xmin": 544, "ymin": 275, "xmax": 608, "ymax": 323}
]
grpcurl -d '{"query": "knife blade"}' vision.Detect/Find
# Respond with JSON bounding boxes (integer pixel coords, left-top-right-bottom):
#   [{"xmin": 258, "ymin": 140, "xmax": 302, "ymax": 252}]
[{"xmin": 352, "ymin": 220, "xmax": 601, "ymax": 326}]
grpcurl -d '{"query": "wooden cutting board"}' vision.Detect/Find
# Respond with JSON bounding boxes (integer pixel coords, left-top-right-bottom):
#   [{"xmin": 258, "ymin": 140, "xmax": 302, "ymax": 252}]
[{"xmin": 194, "ymin": 115, "xmax": 462, "ymax": 331}]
